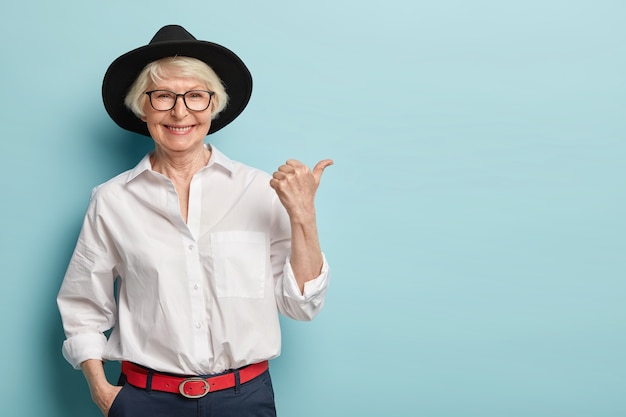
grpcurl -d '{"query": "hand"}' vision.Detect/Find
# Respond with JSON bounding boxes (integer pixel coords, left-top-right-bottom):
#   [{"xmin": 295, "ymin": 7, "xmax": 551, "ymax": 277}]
[
  {"xmin": 270, "ymin": 159, "xmax": 333, "ymax": 220},
  {"xmin": 91, "ymin": 383, "xmax": 122, "ymax": 417},
  {"xmin": 80, "ymin": 359, "xmax": 122, "ymax": 417}
]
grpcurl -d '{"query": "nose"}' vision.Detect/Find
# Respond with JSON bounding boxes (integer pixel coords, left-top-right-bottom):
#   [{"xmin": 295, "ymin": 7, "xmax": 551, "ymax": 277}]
[{"xmin": 170, "ymin": 95, "xmax": 188, "ymax": 118}]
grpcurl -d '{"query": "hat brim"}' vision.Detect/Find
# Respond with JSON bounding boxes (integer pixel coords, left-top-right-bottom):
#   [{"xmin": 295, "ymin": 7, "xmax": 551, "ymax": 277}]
[{"xmin": 102, "ymin": 40, "xmax": 252, "ymax": 136}]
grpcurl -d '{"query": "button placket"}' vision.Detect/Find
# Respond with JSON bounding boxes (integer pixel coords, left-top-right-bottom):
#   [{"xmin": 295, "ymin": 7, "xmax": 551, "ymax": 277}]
[{"xmin": 183, "ymin": 235, "xmax": 209, "ymax": 358}]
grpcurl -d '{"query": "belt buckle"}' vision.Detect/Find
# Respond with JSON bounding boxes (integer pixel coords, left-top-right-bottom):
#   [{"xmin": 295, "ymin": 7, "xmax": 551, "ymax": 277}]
[{"xmin": 179, "ymin": 377, "xmax": 210, "ymax": 398}]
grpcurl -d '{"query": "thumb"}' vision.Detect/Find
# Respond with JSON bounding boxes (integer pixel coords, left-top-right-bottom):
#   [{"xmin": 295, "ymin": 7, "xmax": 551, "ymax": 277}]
[{"xmin": 312, "ymin": 159, "xmax": 334, "ymax": 183}]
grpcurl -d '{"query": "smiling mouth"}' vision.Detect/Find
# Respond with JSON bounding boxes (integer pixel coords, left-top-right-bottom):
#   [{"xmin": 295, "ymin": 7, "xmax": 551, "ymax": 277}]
[{"xmin": 166, "ymin": 125, "xmax": 193, "ymax": 133}]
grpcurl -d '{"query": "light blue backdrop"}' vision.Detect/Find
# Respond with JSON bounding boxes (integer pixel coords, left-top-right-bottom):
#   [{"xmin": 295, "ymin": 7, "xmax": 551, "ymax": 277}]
[{"xmin": 1, "ymin": 1, "xmax": 624, "ymax": 416}]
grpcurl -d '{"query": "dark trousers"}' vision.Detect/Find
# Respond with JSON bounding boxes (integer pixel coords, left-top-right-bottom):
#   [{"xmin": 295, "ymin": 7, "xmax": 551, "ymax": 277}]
[{"xmin": 109, "ymin": 369, "xmax": 277, "ymax": 417}]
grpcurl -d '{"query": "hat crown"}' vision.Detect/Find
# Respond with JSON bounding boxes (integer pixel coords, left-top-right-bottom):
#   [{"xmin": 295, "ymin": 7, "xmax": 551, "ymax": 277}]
[{"xmin": 149, "ymin": 25, "xmax": 197, "ymax": 44}]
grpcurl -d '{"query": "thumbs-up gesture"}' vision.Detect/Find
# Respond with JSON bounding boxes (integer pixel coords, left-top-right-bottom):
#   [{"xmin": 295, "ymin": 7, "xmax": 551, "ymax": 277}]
[{"xmin": 270, "ymin": 159, "xmax": 333, "ymax": 221}]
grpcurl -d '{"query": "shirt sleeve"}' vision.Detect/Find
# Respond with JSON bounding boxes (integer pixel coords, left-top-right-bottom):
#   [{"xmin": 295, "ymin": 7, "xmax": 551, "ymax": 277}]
[
  {"xmin": 57, "ymin": 189, "xmax": 119, "ymax": 369},
  {"xmin": 278, "ymin": 254, "xmax": 330, "ymax": 320}
]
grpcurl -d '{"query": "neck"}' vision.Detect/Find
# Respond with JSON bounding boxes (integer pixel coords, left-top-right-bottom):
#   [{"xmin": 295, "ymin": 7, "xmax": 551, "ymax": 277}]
[{"xmin": 150, "ymin": 144, "xmax": 211, "ymax": 182}]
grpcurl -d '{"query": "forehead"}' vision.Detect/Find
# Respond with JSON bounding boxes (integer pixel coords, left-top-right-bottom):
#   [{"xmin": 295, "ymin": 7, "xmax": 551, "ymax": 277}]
[{"xmin": 148, "ymin": 74, "xmax": 207, "ymax": 90}]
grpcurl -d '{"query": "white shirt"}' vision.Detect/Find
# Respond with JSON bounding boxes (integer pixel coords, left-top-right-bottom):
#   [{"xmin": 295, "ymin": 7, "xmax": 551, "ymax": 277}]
[{"xmin": 57, "ymin": 145, "xmax": 329, "ymax": 375}]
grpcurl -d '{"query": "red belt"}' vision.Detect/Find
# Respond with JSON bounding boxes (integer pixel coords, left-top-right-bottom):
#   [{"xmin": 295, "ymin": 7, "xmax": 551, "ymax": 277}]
[{"xmin": 121, "ymin": 361, "xmax": 269, "ymax": 398}]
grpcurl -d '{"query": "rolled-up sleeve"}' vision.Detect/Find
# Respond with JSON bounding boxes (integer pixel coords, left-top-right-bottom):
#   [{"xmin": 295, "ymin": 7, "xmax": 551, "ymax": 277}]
[
  {"xmin": 57, "ymin": 191, "xmax": 119, "ymax": 369},
  {"xmin": 277, "ymin": 254, "xmax": 330, "ymax": 320}
]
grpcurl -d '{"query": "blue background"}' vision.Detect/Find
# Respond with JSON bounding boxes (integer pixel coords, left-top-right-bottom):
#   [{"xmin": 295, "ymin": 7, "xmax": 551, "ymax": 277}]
[{"xmin": 1, "ymin": 1, "xmax": 624, "ymax": 416}]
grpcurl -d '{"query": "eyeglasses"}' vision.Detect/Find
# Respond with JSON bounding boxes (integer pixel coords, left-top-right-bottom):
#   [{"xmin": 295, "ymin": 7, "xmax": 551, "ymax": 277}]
[{"xmin": 145, "ymin": 90, "xmax": 215, "ymax": 112}]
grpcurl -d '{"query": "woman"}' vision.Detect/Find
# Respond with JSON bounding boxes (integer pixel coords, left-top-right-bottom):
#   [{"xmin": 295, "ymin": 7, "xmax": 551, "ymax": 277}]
[{"xmin": 57, "ymin": 25, "xmax": 332, "ymax": 417}]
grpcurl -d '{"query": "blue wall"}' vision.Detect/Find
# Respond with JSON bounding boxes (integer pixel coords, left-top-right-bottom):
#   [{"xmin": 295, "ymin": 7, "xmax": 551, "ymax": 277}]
[{"xmin": 1, "ymin": 1, "xmax": 624, "ymax": 416}]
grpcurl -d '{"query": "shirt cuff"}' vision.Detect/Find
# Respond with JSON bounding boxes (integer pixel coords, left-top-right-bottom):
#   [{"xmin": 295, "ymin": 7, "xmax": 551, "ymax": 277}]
[
  {"xmin": 282, "ymin": 253, "xmax": 330, "ymax": 300},
  {"xmin": 62, "ymin": 333, "xmax": 108, "ymax": 370}
]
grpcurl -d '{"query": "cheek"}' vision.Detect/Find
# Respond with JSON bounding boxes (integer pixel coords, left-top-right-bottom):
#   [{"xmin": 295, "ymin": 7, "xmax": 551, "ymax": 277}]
[{"xmin": 142, "ymin": 109, "xmax": 162, "ymax": 125}]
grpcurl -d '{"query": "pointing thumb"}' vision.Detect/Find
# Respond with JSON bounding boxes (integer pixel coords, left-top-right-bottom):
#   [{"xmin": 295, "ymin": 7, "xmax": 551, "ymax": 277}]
[{"xmin": 312, "ymin": 159, "xmax": 334, "ymax": 183}]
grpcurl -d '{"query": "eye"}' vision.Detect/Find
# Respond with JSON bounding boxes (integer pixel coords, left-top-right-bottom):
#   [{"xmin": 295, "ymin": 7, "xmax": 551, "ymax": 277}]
[
  {"xmin": 187, "ymin": 91, "xmax": 207, "ymax": 100},
  {"xmin": 156, "ymin": 91, "xmax": 176, "ymax": 100}
]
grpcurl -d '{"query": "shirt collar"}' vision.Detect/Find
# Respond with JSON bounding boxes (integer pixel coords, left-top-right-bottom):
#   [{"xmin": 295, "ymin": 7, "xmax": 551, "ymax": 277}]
[
  {"xmin": 205, "ymin": 145, "xmax": 234, "ymax": 174},
  {"xmin": 125, "ymin": 143, "xmax": 234, "ymax": 184}
]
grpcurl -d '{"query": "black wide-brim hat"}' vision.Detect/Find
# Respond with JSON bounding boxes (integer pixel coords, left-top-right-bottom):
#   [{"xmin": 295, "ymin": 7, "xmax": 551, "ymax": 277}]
[{"xmin": 102, "ymin": 25, "xmax": 252, "ymax": 136}]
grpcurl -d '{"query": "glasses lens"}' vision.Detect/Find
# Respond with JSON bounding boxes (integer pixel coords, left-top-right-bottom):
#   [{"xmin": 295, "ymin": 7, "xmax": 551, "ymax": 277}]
[
  {"xmin": 184, "ymin": 90, "xmax": 212, "ymax": 111},
  {"xmin": 149, "ymin": 91, "xmax": 176, "ymax": 111}
]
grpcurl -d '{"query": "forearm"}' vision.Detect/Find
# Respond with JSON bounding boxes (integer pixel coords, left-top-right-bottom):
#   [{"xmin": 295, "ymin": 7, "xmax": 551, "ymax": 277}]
[
  {"xmin": 81, "ymin": 359, "xmax": 109, "ymax": 388},
  {"xmin": 289, "ymin": 213, "xmax": 324, "ymax": 293}
]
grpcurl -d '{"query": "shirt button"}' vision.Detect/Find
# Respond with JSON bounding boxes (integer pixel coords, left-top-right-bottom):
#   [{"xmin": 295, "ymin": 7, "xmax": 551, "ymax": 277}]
[
  {"xmin": 195, "ymin": 322, "xmax": 202, "ymax": 329},
  {"xmin": 188, "ymin": 245, "xmax": 194, "ymax": 251},
  {"xmin": 194, "ymin": 284, "xmax": 200, "ymax": 290}
]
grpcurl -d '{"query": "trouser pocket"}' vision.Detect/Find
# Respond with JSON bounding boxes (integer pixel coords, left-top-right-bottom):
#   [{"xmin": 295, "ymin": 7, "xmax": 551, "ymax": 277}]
[{"xmin": 107, "ymin": 383, "xmax": 129, "ymax": 417}]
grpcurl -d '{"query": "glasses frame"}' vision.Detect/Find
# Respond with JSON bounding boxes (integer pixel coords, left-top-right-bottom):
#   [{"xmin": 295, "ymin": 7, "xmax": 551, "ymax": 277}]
[{"xmin": 145, "ymin": 90, "xmax": 215, "ymax": 112}]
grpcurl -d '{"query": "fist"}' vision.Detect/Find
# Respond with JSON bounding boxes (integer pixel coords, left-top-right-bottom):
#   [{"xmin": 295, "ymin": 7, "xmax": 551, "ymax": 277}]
[{"xmin": 269, "ymin": 159, "xmax": 333, "ymax": 217}]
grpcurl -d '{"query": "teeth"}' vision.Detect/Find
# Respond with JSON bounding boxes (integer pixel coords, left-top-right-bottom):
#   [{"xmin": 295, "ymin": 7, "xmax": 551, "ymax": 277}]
[{"xmin": 168, "ymin": 126, "xmax": 192, "ymax": 132}]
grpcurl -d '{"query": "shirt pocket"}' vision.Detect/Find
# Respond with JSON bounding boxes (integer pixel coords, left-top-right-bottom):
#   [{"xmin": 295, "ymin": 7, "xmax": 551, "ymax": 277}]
[{"xmin": 211, "ymin": 231, "xmax": 267, "ymax": 299}]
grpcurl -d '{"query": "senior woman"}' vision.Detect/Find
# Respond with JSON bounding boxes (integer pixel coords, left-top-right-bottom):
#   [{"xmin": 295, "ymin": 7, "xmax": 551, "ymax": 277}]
[{"xmin": 57, "ymin": 25, "xmax": 332, "ymax": 417}]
